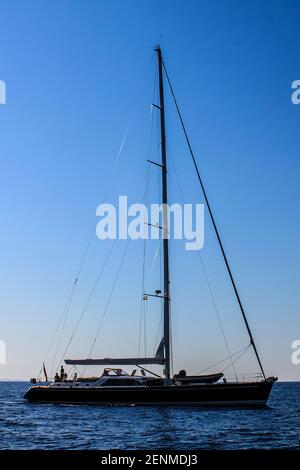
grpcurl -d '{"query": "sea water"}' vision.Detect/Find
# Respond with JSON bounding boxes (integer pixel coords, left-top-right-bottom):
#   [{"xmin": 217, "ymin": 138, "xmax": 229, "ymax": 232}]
[{"xmin": 0, "ymin": 381, "xmax": 299, "ymax": 449}]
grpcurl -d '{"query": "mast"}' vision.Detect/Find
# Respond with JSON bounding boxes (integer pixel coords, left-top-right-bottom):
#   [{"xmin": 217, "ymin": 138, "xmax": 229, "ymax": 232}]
[{"xmin": 156, "ymin": 46, "xmax": 171, "ymax": 380}]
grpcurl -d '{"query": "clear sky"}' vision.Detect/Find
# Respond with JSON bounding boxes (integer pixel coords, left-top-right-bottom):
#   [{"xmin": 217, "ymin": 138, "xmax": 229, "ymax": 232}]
[{"xmin": 0, "ymin": 0, "xmax": 299, "ymax": 380}]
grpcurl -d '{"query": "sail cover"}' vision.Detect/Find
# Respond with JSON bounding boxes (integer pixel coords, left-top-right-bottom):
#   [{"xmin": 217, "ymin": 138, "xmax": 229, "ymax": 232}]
[{"xmin": 65, "ymin": 339, "xmax": 165, "ymax": 366}]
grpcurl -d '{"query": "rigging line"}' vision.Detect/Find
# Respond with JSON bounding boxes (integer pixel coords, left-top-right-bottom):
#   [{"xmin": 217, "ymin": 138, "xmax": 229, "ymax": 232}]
[
  {"xmin": 50, "ymin": 284, "xmax": 76, "ymax": 378},
  {"xmin": 138, "ymin": 69, "xmax": 156, "ymax": 358},
  {"xmin": 45, "ymin": 52, "xmax": 156, "ymax": 373},
  {"xmin": 221, "ymin": 345, "xmax": 251, "ymax": 374},
  {"xmin": 45, "ymin": 124, "xmax": 125, "ymax": 373},
  {"xmin": 40, "ymin": 262, "xmax": 83, "ymax": 378},
  {"xmin": 138, "ymin": 164, "xmax": 150, "ymax": 358},
  {"xmin": 168, "ymin": 149, "xmax": 238, "ymax": 381},
  {"xmin": 57, "ymin": 238, "xmax": 118, "ymax": 369},
  {"xmin": 157, "ymin": 122, "xmax": 163, "ymax": 292},
  {"xmin": 144, "ymin": 295, "xmax": 148, "ymax": 360},
  {"xmin": 41, "ymin": 277, "xmax": 77, "ymax": 372},
  {"xmin": 138, "ymin": 236, "xmax": 146, "ymax": 358},
  {"xmin": 143, "ymin": 167, "xmax": 150, "ymax": 361},
  {"xmin": 86, "ymin": 238, "xmax": 132, "ymax": 361},
  {"xmin": 152, "ymin": 311, "xmax": 163, "ymax": 356},
  {"xmin": 154, "ymin": 162, "xmax": 163, "ymax": 360},
  {"xmin": 58, "ymin": 164, "xmax": 149, "ymax": 370},
  {"xmin": 169, "ymin": 299, "xmax": 174, "ymax": 377},
  {"xmin": 142, "ymin": 169, "xmax": 151, "ymax": 361},
  {"xmin": 148, "ymin": 306, "xmax": 163, "ymax": 374},
  {"xmin": 150, "ymin": 239, "xmax": 162, "ymax": 272},
  {"xmin": 101, "ymin": 51, "xmax": 156, "ymax": 203},
  {"xmin": 149, "ymin": 52, "xmax": 158, "ymax": 163},
  {"xmin": 195, "ymin": 344, "xmax": 251, "ymax": 375},
  {"xmin": 197, "ymin": 255, "xmax": 238, "ymax": 380},
  {"xmin": 86, "ymin": 141, "xmax": 151, "ymax": 360},
  {"xmin": 163, "ymin": 61, "xmax": 266, "ymax": 380}
]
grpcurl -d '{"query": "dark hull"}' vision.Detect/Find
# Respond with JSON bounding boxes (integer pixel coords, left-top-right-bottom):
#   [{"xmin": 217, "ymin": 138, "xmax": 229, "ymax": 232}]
[{"xmin": 24, "ymin": 378, "xmax": 276, "ymax": 406}]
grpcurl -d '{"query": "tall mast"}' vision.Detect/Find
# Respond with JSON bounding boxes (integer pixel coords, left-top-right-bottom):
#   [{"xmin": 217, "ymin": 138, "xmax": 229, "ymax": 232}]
[{"xmin": 156, "ymin": 46, "xmax": 171, "ymax": 379}]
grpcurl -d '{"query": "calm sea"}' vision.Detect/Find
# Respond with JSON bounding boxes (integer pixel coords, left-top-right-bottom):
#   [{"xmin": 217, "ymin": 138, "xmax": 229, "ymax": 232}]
[{"xmin": 0, "ymin": 381, "xmax": 299, "ymax": 449}]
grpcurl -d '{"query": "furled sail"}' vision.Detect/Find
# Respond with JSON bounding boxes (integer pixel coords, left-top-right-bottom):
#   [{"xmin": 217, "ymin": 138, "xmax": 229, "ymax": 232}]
[{"xmin": 65, "ymin": 339, "xmax": 164, "ymax": 366}]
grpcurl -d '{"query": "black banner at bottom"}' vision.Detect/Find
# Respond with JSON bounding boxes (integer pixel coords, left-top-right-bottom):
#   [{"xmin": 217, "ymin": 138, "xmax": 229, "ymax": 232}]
[{"xmin": 0, "ymin": 450, "xmax": 299, "ymax": 466}]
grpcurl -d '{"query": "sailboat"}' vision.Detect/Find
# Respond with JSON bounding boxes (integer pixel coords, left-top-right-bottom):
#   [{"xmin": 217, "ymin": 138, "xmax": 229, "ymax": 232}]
[{"xmin": 24, "ymin": 47, "xmax": 277, "ymax": 406}]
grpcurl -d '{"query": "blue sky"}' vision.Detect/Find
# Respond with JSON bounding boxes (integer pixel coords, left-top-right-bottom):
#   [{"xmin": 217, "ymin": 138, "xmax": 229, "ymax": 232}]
[{"xmin": 0, "ymin": 0, "xmax": 299, "ymax": 380}]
